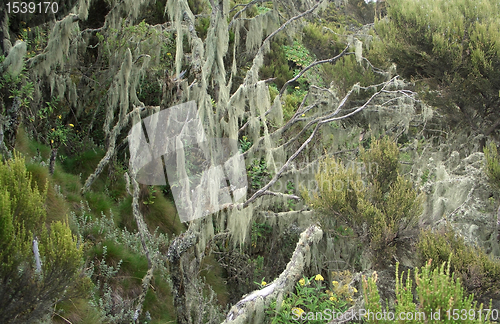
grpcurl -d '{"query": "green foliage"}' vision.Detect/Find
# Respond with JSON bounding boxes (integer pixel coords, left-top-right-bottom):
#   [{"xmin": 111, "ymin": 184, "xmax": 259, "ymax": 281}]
[
  {"xmin": 302, "ymin": 23, "xmax": 340, "ymax": 60},
  {"xmin": 260, "ymin": 41, "xmax": 294, "ymax": 89},
  {"xmin": 359, "ymin": 136, "xmax": 400, "ymax": 196},
  {"xmin": 363, "ymin": 260, "xmax": 491, "ymax": 323},
  {"xmin": 195, "ymin": 16, "xmax": 211, "ymax": 40},
  {"xmin": 282, "ymin": 41, "xmax": 315, "ymax": 68},
  {"xmin": 265, "ymin": 274, "xmax": 352, "ymax": 323},
  {"xmin": 142, "ymin": 185, "xmax": 157, "ymax": 205},
  {"xmin": 377, "ymin": 0, "xmax": 500, "ymax": 132},
  {"xmin": 283, "ymin": 88, "xmax": 307, "ymax": 121},
  {"xmin": 417, "ymin": 226, "xmax": 500, "ymax": 297},
  {"xmin": 303, "ymin": 137, "xmax": 422, "ymax": 259},
  {"xmin": 0, "ymin": 153, "xmax": 84, "ymax": 323},
  {"xmin": 239, "ymin": 135, "xmax": 253, "ymax": 153},
  {"xmin": 251, "ymin": 221, "xmax": 272, "ymax": 249},
  {"xmin": 421, "ymin": 169, "xmax": 430, "ymax": 185},
  {"xmin": 315, "ymin": 1, "xmax": 373, "ymax": 28},
  {"xmin": 248, "ymin": 158, "xmax": 269, "ymax": 189},
  {"xmin": 484, "ymin": 142, "xmax": 500, "ymax": 190}
]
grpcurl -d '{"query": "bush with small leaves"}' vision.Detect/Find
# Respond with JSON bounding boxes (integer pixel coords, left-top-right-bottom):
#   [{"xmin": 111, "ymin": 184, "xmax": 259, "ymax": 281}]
[
  {"xmin": 417, "ymin": 226, "xmax": 500, "ymax": 298},
  {"xmin": 363, "ymin": 260, "xmax": 492, "ymax": 323},
  {"xmin": 0, "ymin": 153, "xmax": 85, "ymax": 324},
  {"xmin": 303, "ymin": 136, "xmax": 422, "ymax": 260}
]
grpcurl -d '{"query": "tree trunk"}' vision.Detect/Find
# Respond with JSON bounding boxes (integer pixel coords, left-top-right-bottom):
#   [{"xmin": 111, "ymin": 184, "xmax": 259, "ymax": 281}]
[{"xmin": 167, "ymin": 229, "xmax": 199, "ymax": 324}]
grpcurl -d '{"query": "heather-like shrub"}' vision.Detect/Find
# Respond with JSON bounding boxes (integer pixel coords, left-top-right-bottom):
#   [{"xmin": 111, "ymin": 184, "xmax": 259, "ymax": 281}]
[
  {"xmin": 363, "ymin": 260, "xmax": 493, "ymax": 323},
  {"xmin": 303, "ymin": 137, "xmax": 422, "ymax": 259},
  {"xmin": 0, "ymin": 153, "xmax": 84, "ymax": 323},
  {"xmin": 417, "ymin": 226, "xmax": 500, "ymax": 297}
]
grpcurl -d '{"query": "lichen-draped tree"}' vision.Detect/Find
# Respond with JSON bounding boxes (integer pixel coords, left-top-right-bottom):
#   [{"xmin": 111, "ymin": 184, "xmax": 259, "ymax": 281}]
[{"xmin": 0, "ymin": 0, "xmax": 432, "ymax": 321}]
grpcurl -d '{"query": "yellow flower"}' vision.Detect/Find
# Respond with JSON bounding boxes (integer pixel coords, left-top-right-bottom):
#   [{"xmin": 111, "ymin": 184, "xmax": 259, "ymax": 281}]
[
  {"xmin": 261, "ymin": 281, "xmax": 267, "ymax": 286},
  {"xmin": 51, "ymin": 128, "xmax": 55, "ymax": 131},
  {"xmin": 167, "ymin": 53, "xmax": 171, "ymax": 56},
  {"xmin": 315, "ymin": 274, "xmax": 324, "ymax": 281},
  {"xmin": 299, "ymin": 278, "xmax": 306, "ymax": 286},
  {"xmin": 69, "ymin": 123, "xmax": 74, "ymax": 127},
  {"xmin": 292, "ymin": 307, "xmax": 305, "ymax": 317},
  {"xmin": 352, "ymin": 287, "xmax": 358, "ymax": 293},
  {"xmin": 301, "ymin": 113, "xmax": 305, "ymax": 117},
  {"xmin": 332, "ymin": 280, "xmax": 339, "ymax": 286},
  {"xmin": 348, "ymin": 297, "xmax": 353, "ymax": 302},
  {"xmin": 51, "ymin": 139, "xmax": 54, "ymax": 144},
  {"xmin": 295, "ymin": 86, "xmax": 299, "ymax": 89},
  {"xmin": 58, "ymin": 115, "xmax": 62, "ymax": 119},
  {"xmin": 326, "ymin": 290, "xmax": 333, "ymax": 297},
  {"xmin": 330, "ymin": 296, "xmax": 337, "ymax": 302}
]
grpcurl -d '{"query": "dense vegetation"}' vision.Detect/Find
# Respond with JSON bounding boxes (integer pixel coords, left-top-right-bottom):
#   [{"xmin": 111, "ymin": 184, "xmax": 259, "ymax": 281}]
[{"xmin": 1, "ymin": 0, "xmax": 500, "ymax": 323}]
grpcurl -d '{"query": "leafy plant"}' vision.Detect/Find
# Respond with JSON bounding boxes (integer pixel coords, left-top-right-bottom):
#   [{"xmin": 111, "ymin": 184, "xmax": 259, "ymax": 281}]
[
  {"xmin": 363, "ymin": 260, "xmax": 492, "ymax": 323},
  {"xmin": 417, "ymin": 226, "xmax": 500, "ymax": 297},
  {"xmin": 142, "ymin": 186, "xmax": 157, "ymax": 205},
  {"xmin": 248, "ymin": 158, "xmax": 269, "ymax": 189},
  {"xmin": 239, "ymin": 135, "xmax": 253, "ymax": 153},
  {"xmin": 0, "ymin": 153, "xmax": 85, "ymax": 323},
  {"xmin": 282, "ymin": 41, "xmax": 315, "ymax": 68},
  {"xmin": 265, "ymin": 274, "xmax": 352, "ymax": 323},
  {"xmin": 303, "ymin": 137, "xmax": 423, "ymax": 261}
]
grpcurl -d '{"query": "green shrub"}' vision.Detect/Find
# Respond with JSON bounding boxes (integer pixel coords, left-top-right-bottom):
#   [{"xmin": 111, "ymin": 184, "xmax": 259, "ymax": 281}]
[
  {"xmin": 302, "ymin": 24, "xmax": 340, "ymax": 60},
  {"xmin": 417, "ymin": 226, "xmax": 500, "ymax": 297},
  {"xmin": 303, "ymin": 137, "xmax": 422, "ymax": 260},
  {"xmin": 363, "ymin": 260, "xmax": 492, "ymax": 323},
  {"xmin": 260, "ymin": 41, "xmax": 294, "ymax": 89},
  {"xmin": 0, "ymin": 153, "xmax": 84, "ymax": 323},
  {"xmin": 484, "ymin": 142, "xmax": 500, "ymax": 190},
  {"xmin": 360, "ymin": 136, "xmax": 399, "ymax": 196}
]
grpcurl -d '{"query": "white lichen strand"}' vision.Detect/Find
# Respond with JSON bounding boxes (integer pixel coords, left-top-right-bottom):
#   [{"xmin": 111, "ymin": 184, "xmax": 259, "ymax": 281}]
[{"xmin": 2, "ymin": 40, "xmax": 26, "ymax": 77}]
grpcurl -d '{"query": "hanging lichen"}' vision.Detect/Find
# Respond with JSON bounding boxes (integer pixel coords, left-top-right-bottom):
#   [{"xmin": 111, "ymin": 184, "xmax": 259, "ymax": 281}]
[{"xmin": 1, "ymin": 40, "xmax": 26, "ymax": 77}]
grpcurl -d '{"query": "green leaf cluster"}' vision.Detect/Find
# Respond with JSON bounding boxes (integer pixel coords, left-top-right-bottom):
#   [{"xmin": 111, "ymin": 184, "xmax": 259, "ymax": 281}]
[{"xmin": 265, "ymin": 274, "xmax": 351, "ymax": 324}]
